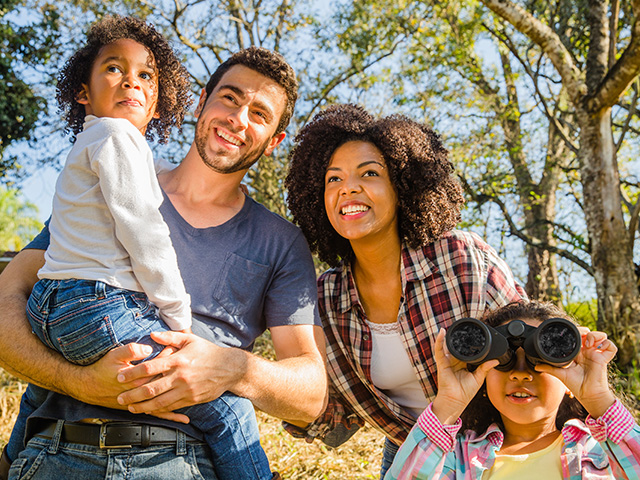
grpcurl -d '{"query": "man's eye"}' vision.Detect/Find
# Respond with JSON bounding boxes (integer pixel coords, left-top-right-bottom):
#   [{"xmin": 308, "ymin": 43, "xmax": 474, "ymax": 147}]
[
  {"xmin": 254, "ymin": 111, "xmax": 267, "ymax": 120},
  {"xmin": 223, "ymin": 94, "xmax": 237, "ymax": 104}
]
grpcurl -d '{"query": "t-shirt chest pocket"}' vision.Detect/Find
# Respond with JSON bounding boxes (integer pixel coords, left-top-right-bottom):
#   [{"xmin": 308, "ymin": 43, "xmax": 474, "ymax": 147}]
[{"xmin": 213, "ymin": 252, "xmax": 271, "ymax": 316}]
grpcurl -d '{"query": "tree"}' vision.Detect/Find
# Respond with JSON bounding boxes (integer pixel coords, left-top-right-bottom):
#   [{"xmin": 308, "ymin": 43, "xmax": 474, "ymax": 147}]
[
  {"xmin": 0, "ymin": 186, "xmax": 42, "ymax": 251},
  {"xmin": 0, "ymin": 0, "xmax": 60, "ymax": 182},
  {"xmin": 477, "ymin": 0, "xmax": 640, "ymax": 366}
]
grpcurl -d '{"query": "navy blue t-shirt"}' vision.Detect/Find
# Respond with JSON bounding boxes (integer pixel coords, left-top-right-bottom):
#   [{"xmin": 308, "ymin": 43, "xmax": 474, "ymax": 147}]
[{"xmin": 24, "ymin": 192, "xmax": 320, "ymax": 437}]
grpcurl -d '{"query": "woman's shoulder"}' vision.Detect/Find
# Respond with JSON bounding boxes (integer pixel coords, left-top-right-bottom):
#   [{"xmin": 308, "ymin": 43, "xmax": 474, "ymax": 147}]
[{"xmin": 411, "ymin": 229, "xmax": 496, "ymax": 262}]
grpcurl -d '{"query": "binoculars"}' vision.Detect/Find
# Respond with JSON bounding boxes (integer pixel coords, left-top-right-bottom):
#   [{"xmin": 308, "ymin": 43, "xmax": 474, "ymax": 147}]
[{"xmin": 445, "ymin": 317, "xmax": 581, "ymax": 371}]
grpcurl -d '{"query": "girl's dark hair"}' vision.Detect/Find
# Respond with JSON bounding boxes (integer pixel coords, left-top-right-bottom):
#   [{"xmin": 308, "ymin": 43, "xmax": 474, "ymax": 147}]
[
  {"xmin": 460, "ymin": 301, "xmax": 588, "ymax": 433},
  {"xmin": 285, "ymin": 104, "xmax": 465, "ymax": 267},
  {"xmin": 57, "ymin": 15, "xmax": 192, "ymax": 143}
]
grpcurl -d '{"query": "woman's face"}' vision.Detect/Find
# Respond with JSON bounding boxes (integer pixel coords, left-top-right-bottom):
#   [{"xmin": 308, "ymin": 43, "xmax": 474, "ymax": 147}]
[
  {"xmin": 324, "ymin": 141, "xmax": 399, "ymax": 244},
  {"xmin": 486, "ymin": 317, "xmax": 569, "ymax": 434}
]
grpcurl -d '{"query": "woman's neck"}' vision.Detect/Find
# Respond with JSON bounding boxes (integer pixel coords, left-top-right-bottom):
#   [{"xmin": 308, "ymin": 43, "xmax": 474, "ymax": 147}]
[{"xmin": 350, "ymin": 233, "xmax": 403, "ymax": 324}]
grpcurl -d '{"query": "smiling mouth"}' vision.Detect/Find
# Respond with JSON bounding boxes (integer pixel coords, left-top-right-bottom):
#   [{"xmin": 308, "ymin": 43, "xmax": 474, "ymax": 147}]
[
  {"xmin": 217, "ymin": 129, "xmax": 243, "ymax": 146},
  {"xmin": 509, "ymin": 392, "xmax": 534, "ymax": 399},
  {"xmin": 341, "ymin": 205, "xmax": 369, "ymax": 215}
]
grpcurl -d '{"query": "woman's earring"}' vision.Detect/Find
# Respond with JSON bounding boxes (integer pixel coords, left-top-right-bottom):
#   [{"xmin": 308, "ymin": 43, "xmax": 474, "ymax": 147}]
[{"xmin": 567, "ymin": 391, "xmax": 574, "ymax": 399}]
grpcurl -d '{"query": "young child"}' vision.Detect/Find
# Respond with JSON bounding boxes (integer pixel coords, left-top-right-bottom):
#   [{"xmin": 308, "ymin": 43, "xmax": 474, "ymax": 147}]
[
  {"xmin": 385, "ymin": 301, "xmax": 640, "ymax": 479},
  {"xmin": 9, "ymin": 15, "xmax": 273, "ymax": 480}
]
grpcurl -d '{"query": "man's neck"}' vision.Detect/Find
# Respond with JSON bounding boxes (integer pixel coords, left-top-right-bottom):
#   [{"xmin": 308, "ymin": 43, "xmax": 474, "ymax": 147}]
[{"xmin": 158, "ymin": 147, "xmax": 248, "ymax": 228}]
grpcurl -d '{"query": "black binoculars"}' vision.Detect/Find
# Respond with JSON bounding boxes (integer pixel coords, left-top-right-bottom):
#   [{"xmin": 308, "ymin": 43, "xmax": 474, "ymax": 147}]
[{"xmin": 445, "ymin": 317, "xmax": 581, "ymax": 371}]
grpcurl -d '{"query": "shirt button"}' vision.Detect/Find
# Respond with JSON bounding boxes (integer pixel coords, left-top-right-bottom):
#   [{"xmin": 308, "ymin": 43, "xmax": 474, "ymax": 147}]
[{"xmin": 363, "ymin": 334, "xmax": 370, "ymax": 341}]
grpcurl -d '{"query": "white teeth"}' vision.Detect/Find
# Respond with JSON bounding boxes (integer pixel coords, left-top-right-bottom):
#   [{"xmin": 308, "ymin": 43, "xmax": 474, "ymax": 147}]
[
  {"xmin": 511, "ymin": 392, "xmax": 531, "ymax": 398},
  {"xmin": 218, "ymin": 130, "xmax": 242, "ymax": 146},
  {"xmin": 341, "ymin": 204, "xmax": 369, "ymax": 215}
]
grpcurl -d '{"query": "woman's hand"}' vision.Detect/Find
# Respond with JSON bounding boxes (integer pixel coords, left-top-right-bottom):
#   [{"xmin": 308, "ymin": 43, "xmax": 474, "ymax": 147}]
[
  {"xmin": 431, "ymin": 329, "xmax": 498, "ymax": 425},
  {"xmin": 536, "ymin": 330, "xmax": 617, "ymax": 418}
]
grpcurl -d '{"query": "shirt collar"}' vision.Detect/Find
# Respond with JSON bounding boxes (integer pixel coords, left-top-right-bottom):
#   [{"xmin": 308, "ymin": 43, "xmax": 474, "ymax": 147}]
[{"xmin": 334, "ymin": 242, "xmax": 439, "ymax": 314}]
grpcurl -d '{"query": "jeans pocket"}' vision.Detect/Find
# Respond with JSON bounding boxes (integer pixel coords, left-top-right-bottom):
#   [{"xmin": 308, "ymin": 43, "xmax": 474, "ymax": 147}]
[
  {"xmin": 56, "ymin": 314, "xmax": 118, "ymax": 365},
  {"xmin": 8, "ymin": 444, "xmax": 47, "ymax": 480}
]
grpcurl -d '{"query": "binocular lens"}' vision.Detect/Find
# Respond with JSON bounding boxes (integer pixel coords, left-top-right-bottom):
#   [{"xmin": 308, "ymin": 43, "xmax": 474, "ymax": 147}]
[
  {"xmin": 448, "ymin": 322, "xmax": 487, "ymax": 358},
  {"xmin": 537, "ymin": 322, "xmax": 578, "ymax": 360}
]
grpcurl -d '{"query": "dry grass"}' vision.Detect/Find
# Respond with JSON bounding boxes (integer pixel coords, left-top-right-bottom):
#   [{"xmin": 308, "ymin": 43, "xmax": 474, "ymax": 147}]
[{"xmin": 0, "ymin": 333, "xmax": 385, "ymax": 479}]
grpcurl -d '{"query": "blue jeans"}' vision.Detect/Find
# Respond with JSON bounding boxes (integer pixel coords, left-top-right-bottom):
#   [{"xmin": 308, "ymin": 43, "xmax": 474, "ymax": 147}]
[
  {"xmin": 380, "ymin": 437, "xmax": 399, "ymax": 479},
  {"xmin": 16, "ymin": 278, "xmax": 272, "ymax": 480},
  {"xmin": 8, "ymin": 421, "xmax": 216, "ymax": 480}
]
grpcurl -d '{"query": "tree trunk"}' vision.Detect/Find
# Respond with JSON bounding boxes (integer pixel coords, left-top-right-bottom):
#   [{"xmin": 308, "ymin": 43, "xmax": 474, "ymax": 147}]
[{"xmin": 577, "ymin": 107, "xmax": 640, "ymax": 366}]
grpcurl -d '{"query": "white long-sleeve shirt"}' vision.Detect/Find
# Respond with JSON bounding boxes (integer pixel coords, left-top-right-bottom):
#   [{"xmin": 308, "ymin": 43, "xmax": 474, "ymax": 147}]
[{"xmin": 39, "ymin": 115, "xmax": 191, "ymax": 330}]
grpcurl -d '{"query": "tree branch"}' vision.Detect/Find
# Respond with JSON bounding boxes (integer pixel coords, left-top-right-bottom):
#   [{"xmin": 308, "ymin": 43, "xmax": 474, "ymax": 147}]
[
  {"xmin": 587, "ymin": 3, "xmax": 640, "ymax": 110},
  {"xmin": 483, "ymin": 23, "xmax": 580, "ymax": 154},
  {"xmin": 479, "ymin": 0, "xmax": 586, "ymax": 104}
]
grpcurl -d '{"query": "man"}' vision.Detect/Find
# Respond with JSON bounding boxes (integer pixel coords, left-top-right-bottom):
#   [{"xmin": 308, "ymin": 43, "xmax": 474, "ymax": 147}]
[{"xmin": 0, "ymin": 47, "xmax": 327, "ymax": 478}]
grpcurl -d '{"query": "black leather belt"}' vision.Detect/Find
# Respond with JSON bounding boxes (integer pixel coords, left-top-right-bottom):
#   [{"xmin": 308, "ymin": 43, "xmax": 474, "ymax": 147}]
[{"xmin": 35, "ymin": 421, "xmax": 202, "ymax": 449}]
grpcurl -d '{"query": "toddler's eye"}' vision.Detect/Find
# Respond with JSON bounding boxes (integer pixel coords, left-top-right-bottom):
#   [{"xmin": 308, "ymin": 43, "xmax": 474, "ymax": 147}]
[{"xmin": 140, "ymin": 72, "xmax": 154, "ymax": 80}]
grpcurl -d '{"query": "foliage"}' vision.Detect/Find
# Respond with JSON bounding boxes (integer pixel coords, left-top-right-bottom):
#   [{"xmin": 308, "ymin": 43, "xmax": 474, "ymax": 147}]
[
  {"xmin": 0, "ymin": 186, "xmax": 42, "ymax": 251},
  {"xmin": 0, "ymin": 0, "xmax": 60, "ymax": 182}
]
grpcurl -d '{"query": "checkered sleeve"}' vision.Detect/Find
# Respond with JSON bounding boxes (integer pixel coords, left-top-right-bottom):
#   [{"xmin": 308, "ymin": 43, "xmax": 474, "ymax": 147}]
[
  {"xmin": 384, "ymin": 404, "xmax": 459, "ymax": 480},
  {"xmin": 585, "ymin": 399, "xmax": 640, "ymax": 478}
]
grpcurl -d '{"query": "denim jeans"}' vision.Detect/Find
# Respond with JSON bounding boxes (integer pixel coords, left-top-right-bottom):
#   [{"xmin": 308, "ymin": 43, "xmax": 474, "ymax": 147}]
[
  {"xmin": 18, "ymin": 278, "xmax": 272, "ymax": 480},
  {"xmin": 8, "ymin": 422, "xmax": 216, "ymax": 480},
  {"xmin": 380, "ymin": 437, "xmax": 399, "ymax": 479}
]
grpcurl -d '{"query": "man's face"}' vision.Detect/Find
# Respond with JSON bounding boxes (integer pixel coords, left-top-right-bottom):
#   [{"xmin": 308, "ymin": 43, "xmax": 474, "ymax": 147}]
[{"xmin": 194, "ymin": 65, "xmax": 287, "ymax": 174}]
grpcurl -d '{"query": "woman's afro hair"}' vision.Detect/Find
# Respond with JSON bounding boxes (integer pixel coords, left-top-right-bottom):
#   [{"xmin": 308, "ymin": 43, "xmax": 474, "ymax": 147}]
[
  {"xmin": 56, "ymin": 14, "xmax": 192, "ymax": 143},
  {"xmin": 285, "ymin": 103, "xmax": 465, "ymax": 267}
]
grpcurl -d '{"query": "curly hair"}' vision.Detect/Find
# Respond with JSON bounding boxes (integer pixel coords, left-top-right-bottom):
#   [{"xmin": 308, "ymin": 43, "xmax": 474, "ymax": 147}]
[
  {"xmin": 285, "ymin": 104, "xmax": 465, "ymax": 267},
  {"xmin": 56, "ymin": 15, "xmax": 192, "ymax": 144},
  {"xmin": 460, "ymin": 301, "xmax": 589, "ymax": 434},
  {"xmin": 204, "ymin": 46, "xmax": 298, "ymax": 135}
]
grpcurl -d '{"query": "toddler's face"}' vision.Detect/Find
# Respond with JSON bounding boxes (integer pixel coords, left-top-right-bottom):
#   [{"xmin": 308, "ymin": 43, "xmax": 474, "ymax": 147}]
[
  {"xmin": 486, "ymin": 317, "xmax": 569, "ymax": 431},
  {"xmin": 77, "ymin": 38, "xmax": 159, "ymax": 134}
]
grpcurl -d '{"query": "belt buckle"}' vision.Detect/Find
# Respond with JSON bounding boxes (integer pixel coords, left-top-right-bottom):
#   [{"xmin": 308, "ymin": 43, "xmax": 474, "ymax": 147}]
[{"xmin": 99, "ymin": 424, "xmax": 132, "ymax": 449}]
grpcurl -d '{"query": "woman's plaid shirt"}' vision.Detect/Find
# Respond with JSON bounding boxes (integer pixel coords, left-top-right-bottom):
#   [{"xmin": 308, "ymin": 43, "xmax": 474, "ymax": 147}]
[{"xmin": 304, "ymin": 230, "xmax": 526, "ymax": 446}]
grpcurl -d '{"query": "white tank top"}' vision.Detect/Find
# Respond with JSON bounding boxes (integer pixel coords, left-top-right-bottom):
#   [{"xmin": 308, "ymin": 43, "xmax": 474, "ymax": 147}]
[{"xmin": 367, "ymin": 320, "xmax": 428, "ymax": 419}]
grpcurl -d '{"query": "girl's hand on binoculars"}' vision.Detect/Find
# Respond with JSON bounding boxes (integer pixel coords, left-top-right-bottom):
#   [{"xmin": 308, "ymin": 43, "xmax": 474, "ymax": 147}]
[
  {"xmin": 536, "ymin": 330, "xmax": 617, "ymax": 418},
  {"xmin": 431, "ymin": 329, "xmax": 499, "ymax": 425}
]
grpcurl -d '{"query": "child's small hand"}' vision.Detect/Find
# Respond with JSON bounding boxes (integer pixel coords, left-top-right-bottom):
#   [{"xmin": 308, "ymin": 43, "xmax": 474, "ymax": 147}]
[
  {"xmin": 431, "ymin": 329, "xmax": 499, "ymax": 425},
  {"xmin": 536, "ymin": 330, "xmax": 617, "ymax": 418}
]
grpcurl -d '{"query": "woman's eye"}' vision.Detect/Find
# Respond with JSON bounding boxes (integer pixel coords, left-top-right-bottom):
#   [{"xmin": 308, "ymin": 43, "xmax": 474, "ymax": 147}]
[
  {"xmin": 363, "ymin": 170, "xmax": 379, "ymax": 177},
  {"xmin": 326, "ymin": 176, "xmax": 341, "ymax": 183}
]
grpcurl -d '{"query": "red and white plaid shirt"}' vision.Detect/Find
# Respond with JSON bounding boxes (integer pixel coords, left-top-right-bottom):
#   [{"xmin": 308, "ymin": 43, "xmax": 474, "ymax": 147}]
[{"xmin": 305, "ymin": 230, "xmax": 526, "ymax": 446}]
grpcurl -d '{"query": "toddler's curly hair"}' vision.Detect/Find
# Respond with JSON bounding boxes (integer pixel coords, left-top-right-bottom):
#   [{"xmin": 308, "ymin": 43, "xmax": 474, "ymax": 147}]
[
  {"xmin": 285, "ymin": 104, "xmax": 464, "ymax": 267},
  {"xmin": 57, "ymin": 15, "xmax": 192, "ymax": 143}
]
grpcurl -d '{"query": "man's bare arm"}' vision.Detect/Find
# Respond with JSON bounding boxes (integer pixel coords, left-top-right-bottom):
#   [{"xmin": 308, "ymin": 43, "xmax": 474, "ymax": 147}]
[
  {"xmin": 117, "ymin": 324, "xmax": 328, "ymax": 422},
  {"xmin": 0, "ymin": 249, "xmax": 155, "ymax": 408}
]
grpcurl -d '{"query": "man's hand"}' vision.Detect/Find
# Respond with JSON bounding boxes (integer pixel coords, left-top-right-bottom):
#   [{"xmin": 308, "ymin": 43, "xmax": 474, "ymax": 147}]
[
  {"xmin": 115, "ymin": 324, "xmax": 327, "ymax": 424},
  {"xmin": 115, "ymin": 331, "xmax": 244, "ymax": 415}
]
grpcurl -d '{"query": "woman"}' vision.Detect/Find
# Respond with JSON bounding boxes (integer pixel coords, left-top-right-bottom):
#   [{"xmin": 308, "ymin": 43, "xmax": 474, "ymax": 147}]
[{"xmin": 284, "ymin": 104, "xmax": 527, "ymax": 478}]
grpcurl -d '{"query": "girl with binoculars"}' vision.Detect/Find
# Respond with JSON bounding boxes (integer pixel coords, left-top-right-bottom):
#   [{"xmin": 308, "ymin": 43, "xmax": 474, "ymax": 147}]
[{"xmin": 385, "ymin": 301, "xmax": 640, "ymax": 479}]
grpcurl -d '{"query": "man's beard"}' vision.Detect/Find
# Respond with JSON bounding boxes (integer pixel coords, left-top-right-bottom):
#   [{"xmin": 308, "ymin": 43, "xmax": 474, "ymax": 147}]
[{"xmin": 195, "ymin": 118, "xmax": 271, "ymax": 174}]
